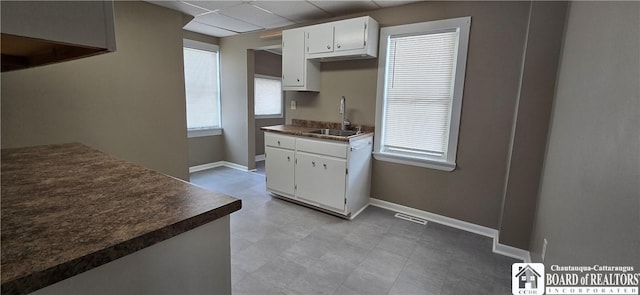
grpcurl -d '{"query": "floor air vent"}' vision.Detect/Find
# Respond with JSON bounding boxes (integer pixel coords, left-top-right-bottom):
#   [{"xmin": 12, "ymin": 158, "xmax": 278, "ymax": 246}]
[{"xmin": 394, "ymin": 213, "xmax": 427, "ymax": 225}]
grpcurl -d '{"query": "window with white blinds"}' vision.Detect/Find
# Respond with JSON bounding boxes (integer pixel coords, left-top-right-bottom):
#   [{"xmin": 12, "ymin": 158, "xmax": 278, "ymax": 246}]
[
  {"xmin": 374, "ymin": 17, "xmax": 471, "ymax": 171},
  {"xmin": 183, "ymin": 40, "xmax": 221, "ymax": 137},
  {"xmin": 254, "ymin": 75, "xmax": 283, "ymax": 118}
]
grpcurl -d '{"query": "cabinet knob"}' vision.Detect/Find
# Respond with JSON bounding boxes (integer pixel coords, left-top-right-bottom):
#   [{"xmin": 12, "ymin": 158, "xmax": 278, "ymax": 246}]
[
  {"xmin": 337, "ymin": 44, "xmax": 341, "ymax": 49},
  {"xmin": 327, "ymin": 45, "xmax": 331, "ymax": 49},
  {"xmin": 277, "ymin": 141, "xmax": 281, "ymax": 145},
  {"xmin": 312, "ymin": 161, "xmax": 316, "ymax": 167},
  {"xmin": 323, "ymin": 164, "xmax": 327, "ymax": 169},
  {"xmin": 287, "ymin": 156, "xmax": 290, "ymax": 161},
  {"xmin": 296, "ymin": 78, "xmax": 300, "ymax": 82}
]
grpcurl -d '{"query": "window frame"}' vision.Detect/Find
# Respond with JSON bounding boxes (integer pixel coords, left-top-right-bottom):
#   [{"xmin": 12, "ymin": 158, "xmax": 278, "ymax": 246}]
[
  {"xmin": 373, "ymin": 16, "xmax": 471, "ymax": 172},
  {"xmin": 254, "ymin": 74, "xmax": 284, "ymax": 119},
  {"xmin": 183, "ymin": 39, "xmax": 222, "ymax": 138}
]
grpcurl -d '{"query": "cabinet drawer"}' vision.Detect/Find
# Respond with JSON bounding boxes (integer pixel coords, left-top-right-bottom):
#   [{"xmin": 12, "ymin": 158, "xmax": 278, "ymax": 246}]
[
  {"xmin": 265, "ymin": 133, "xmax": 295, "ymax": 149},
  {"xmin": 296, "ymin": 138, "xmax": 347, "ymax": 158}
]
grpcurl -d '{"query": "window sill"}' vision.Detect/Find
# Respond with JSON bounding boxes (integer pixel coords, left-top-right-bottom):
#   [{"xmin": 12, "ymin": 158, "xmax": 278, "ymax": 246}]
[
  {"xmin": 188, "ymin": 128, "xmax": 222, "ymax": 138},
  {"xmin": 372, "ymin": 152, "xmax": 456, "ymax": 172},
  {"xmin": 255, "ymin": 115, "xmax": 284, "ymax": 120}
]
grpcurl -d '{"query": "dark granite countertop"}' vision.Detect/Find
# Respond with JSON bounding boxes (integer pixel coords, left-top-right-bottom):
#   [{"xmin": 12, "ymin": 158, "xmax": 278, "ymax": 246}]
[
  {"xmin": 1, "ymin": 143, "xmax": 241, "ymax": 294},
  {"xmin": 260, "ymin": 119, "xmax": 374, "ymax": 142}
]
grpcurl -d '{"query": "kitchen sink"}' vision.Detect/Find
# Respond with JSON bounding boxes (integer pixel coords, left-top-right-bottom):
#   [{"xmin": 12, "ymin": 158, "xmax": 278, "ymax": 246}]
[{"xmin": 306, "ymin": 129, "xmax": 358, "ymax": 137}]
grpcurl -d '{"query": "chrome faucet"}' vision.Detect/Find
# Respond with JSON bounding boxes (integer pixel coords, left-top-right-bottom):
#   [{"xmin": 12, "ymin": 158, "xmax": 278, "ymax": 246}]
[{"xmin": 340, "ymin": 96, "xmax": 350, "ymax": 131}]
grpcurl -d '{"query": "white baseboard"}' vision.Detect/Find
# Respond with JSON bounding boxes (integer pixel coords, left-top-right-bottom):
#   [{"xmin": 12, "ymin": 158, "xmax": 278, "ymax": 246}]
[
  {"xmin": 369, "ymin": 198, "xmax": 531, "ymax": 262},
  {"xmin": 370, "ymin": 198, "xmax": 496, "ymax": 237},
  {"xmin": 493, "ymin": 240, "xmax": 532, "ymax": 262},
  {"xmin": 255, "ymin": 154, "xmax": 265, "ymax": 162},
  {"xmin": 189, "ymin": 161, "xmax": 250, "ymax": 173},
  {"xmin": 349, "ymin": 204, "xmax": 370, "ymax": 220},
  {"xmin": 223, "ymin": 161, "xmax": 250, "ymax": 172},
  {"xmin": 189, "ymin": 162, "xmax": 224, "ymax": 173}
]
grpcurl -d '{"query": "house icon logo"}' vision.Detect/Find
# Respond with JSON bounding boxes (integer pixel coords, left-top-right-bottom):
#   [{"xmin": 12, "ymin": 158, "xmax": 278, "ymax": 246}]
[{"xmin": 512, "ymin": 263, "xmax": 545, "ymax": 294}]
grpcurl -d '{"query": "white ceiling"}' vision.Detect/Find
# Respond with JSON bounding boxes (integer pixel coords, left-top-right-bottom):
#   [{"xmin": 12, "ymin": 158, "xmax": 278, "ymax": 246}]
[{"xmin": 148, "ymin": 0, "xmax": 418, "ymax": 37}]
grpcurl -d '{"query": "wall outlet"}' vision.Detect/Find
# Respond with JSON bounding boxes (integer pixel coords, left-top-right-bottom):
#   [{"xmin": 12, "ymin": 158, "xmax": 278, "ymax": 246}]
[
  {"xmin": 542, "ymin": 238, "xmax": 548, "ymax": 261},
  {"xmin": 291, "ymin": 100, "xmax": 296, "ymax": 110}
]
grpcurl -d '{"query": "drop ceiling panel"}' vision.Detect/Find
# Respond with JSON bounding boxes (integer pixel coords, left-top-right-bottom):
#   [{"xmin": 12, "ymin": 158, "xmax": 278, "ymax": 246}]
[
  {"xmin": 183, "ymin": 1, "xmax": 243, "ymax": 12},
  {"xmin": 218, "ymin": 3, "xmax": 295, "ymax": 29},
  {"xmin": 373, "ymin": 1, "xmax": 417, "ymax": 8},
  {"xmin": 251, "ymin": 1, "xmax": 331, "ymax": 23},
  {"xmin": 147, "ymin": 0, "xmax": 421, "ymax": 38},
  {"xmin": 147, "ymin": 1, "xmax": 211, "ymax": 16},
  {"xmin": 197, "ymin": 11, "xmax": 263, "ymax": 32},
  {"xmin": 184, "ymin": 21, "xmax": 236, "ymax": 37},
  {"xmin": 308, "ymin": 1, "xmax": 379, "ymax": 15}
]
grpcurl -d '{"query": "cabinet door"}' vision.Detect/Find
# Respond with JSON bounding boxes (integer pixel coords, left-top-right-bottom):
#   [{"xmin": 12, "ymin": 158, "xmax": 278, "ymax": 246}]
[
  {"xmin": 1, "ymin": 1, "xmax": 115, "ymax": 50},
  {"xmin": 334, "ymin": 17, "xmax": 367, "ymax": 52},
  {"xmin": 265, "ymin": 147, "xmax": 295, "ymax": 196},
  {"xmin": 306, "ymin": 24, "xmax": 334, "ymax": 55},
  {"xmin": 295, "ymin": 152, "xmax": 347, "ymax": 212},
  {"xmin": 282, "ymin": 29, "xmax": 305, "ymax": 87}
]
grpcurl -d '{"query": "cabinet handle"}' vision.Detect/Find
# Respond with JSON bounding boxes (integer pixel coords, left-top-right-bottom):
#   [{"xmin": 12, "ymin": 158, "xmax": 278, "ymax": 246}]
[
  {"xmin": 312, "ymin": 161, "xmax": 316, "ymax": 167},
  {"xmin": 323, "ymin": 164, "xmax": 327, "ymax": 169}
]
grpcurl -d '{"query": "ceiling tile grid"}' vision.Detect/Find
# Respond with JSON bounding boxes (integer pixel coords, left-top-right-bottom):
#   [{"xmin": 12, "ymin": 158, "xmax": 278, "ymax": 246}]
[{"xmin": 148, "ymin": 0, "xmax": 419, "ymax": 37}]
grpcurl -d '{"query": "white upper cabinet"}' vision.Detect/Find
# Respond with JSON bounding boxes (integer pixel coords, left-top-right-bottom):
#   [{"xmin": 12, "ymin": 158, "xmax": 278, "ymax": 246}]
[
  {"xmin": 334, "ymin": 17, "xmax": 371, "ymax": 52},
  {"xmin": 306, "ymin": 16, "xmax": 379, "ymax": 61},
  {"xmin": 282, "ymin": 28, "xmax": 320, "ymax": 91},
  {"xmin": 281, "ymin": 16, "xmax": 378, "ymax": 91},
  {"xmin": 306, "ymin": 24, "xmax": 335, "ymax": 55}
]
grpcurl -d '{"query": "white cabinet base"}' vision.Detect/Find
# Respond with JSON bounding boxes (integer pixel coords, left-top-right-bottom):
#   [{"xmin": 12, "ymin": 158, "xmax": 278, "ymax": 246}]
[
  {"xmin": 265, "ymin": 132, "xmax": 373, "ymax": 219},
  {"xmin": 295, "ymin": 151, "xmax": 347, "ymax": 212},
  {"xmin": 265, "ymin": 146, "xmax": 295, "ymax": 196},
  {"xmin": 270, "ymin": 194, "xmax": 369, "ymax": 220}
]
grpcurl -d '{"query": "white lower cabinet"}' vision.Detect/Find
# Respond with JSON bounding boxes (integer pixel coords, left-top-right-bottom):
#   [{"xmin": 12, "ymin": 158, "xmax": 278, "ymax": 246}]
[
  {"xmin": 295, "ymin": 152, "xmax": 347, "ymax": 212},
  {"xmin": 264, "ymin": 132, "xmax": 372, "ymax": 219},
  {"xmin": 265, "ymin": 146, "xmax": 295, "ymax": 196}
]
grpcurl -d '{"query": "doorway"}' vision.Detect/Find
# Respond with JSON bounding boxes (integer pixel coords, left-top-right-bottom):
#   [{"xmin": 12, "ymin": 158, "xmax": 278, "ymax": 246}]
[{"xmin": 248, "ymin": 46, "xmax": 283, "ymax": 173}]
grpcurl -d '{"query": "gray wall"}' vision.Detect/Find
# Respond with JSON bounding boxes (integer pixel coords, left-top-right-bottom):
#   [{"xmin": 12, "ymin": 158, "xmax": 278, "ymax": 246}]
[
  {"xmin": 188, "ymin": 135, "xmax": 224, "ymax": 167},
  {"xmin": 499, "ymin": 1, "xmax": 568, "ymax": 249},
  {"xmin": 218, "ymin": 32, "xmax": 281, "ymax": 169},
  {"xmin": 285, "ymin": 2, "xmax": 565, "ymax": 249},
  {"xmin": 182, "ymin": 31, "xmax": 225, "ymax": 167},
  {"xmin": 254, "ymin": 50, "xmax": 284, "ymax": 157},
  {"xmin": 183, "ymin": 30, "xmax": 219, "ymax": 45},
  {"xmin": 368, "ymin": 0, "xmax": 523, "ymax": 233},
  {"xmin": 1, "ymin": 1, "xmax": 190, "ymax": 180},
  {"xmin": 216, "ymin": 1, "xmax": 567, "ymax": 249},
  {"xmin": 530, "ymin": 2, "xmax": 639, "ymax": 267},
  {"xmin": 256, "ymin": 118, "xmax": 283, "ymax": 157}
]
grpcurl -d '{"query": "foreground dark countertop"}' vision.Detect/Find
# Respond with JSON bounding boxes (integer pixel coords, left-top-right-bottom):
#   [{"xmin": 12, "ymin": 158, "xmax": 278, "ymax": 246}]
[{"xmin": 1, "ymin": 143, "xmax": 241, "ymax": 294}]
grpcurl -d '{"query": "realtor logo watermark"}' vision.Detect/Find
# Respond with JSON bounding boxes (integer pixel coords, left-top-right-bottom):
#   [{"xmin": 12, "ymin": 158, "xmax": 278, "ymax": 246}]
[
  {"xmin": 512, "ymin": 263, "xmax": 640, "ymax": 295},
  {"xmin": 513, "ymin": 263, "xmax": 545, "ymax": 294}
]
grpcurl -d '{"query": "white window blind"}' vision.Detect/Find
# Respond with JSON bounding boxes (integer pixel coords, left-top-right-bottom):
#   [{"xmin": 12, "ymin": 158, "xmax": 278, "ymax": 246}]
[
  {"xmin": 254, "ymin": 76, "xmax": 283, "ymax": 117},
  {"xmin": 184, "ymin": 46, "xmax": 220, "ymax": 130},
  {"xmin": 374, "ymin": 17, "xmax": 471, "ymax": 171},
  {"xmin": 383, "ymin": 31, "xmax": 458, "ymax": 158}
]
